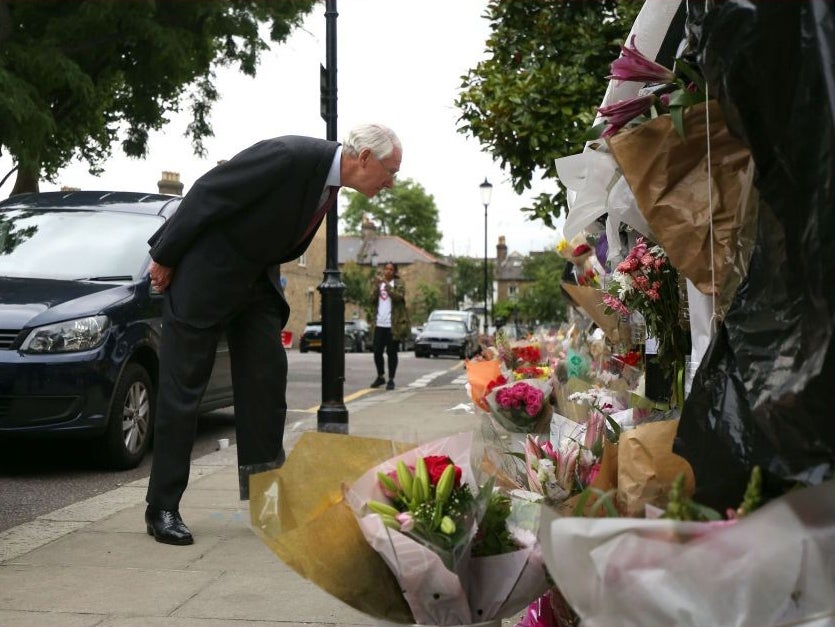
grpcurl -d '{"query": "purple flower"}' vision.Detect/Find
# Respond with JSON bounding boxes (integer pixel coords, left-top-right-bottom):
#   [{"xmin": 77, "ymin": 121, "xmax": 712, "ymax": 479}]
[
  {"xmin": 598, "ymin": 94, "xmax": 655, "ymax": 137},
  {"xmin": 608, "ymin": 35, "xmax": 676, "ymax": 85}
]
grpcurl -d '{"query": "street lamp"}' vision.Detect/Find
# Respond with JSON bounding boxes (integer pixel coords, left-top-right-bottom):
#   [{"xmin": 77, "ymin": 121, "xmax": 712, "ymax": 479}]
[
  {"xmin": 317, "ymin": 0, "xmax": 347, "ymax": 433},
  {"xmin": 479, "ymin": 177, "xmax": 493, "ymax": 334}
]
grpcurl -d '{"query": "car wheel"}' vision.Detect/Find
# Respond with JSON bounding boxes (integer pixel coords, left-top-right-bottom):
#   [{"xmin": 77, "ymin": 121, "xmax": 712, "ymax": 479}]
[
  {"xmin": 300, "ymin": 344, "xmax": 308, "ymax": 353},
  {"xmin": 97, "ymin": 362, "xmax": 154, "ymax": 470},
  {"xmin": 355, "ymin": 338, "xmax": 363, "ymax": 353}
]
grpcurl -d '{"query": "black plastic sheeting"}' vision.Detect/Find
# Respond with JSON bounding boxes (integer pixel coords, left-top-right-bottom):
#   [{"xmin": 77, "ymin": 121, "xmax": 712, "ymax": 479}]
[{"xmin": 674, "ymin": 0, "xmax": 835, "ymax": 510}]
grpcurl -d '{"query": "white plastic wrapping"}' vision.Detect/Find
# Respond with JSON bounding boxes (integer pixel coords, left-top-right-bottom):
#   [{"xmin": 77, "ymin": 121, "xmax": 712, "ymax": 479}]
[{"xmin": 539, "ymin": 481, "xmax": 835, "ymax": 626}]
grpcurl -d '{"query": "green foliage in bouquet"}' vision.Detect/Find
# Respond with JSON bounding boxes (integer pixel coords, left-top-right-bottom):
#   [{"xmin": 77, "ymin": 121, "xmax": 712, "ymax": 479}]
[
  {"xmin": 370, "ymin": 456, "xmax": 480, "ymax": 553},
  {"xmin": 471, "ymin": 491, "xmax": 518, "ymax": 557}
]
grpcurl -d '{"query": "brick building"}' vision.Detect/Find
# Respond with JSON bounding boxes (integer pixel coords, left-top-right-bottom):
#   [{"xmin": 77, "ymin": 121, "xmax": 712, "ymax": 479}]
[{"xmin": 338, "ymin": 218, "xmax": 453, "ymax": 325}]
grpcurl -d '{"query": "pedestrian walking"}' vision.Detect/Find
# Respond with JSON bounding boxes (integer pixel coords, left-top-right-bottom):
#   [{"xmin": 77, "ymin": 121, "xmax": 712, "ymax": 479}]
[
  {"xmin": 369, "ymin": 262, "xmax": 410, "ymax": 391},
  {"xmin": 144, "ymin": 123, "xmax": 402, "ymax": 545}
]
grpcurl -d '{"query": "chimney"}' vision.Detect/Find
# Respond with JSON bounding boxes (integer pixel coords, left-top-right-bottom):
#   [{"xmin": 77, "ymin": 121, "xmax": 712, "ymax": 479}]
[
  {"xmin": 157, "ymin": 171, "xmax": 183, "ymax": 195},
  {"xmin": 361, "ymin": 214, "xmax": 378, "ymax": 242},
  {"xmin": 496, "ymin": 235, "xmax": 507, "ymax": 265}
]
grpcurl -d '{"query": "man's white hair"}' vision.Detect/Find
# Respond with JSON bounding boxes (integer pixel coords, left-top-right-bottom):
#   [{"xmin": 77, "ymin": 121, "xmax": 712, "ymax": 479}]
[{"xmin": 343, "ymin": 123, "xmax": 401, "ymax": 159}]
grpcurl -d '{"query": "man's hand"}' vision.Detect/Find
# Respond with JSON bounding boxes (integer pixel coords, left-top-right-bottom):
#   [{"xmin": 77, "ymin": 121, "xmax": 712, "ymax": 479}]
[{"xmin": 149, "ymin": 260, "xmax": 174, "ymax": 293}]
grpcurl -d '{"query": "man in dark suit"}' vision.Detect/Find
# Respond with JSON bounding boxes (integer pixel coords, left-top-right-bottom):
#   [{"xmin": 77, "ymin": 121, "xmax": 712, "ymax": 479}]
[{"xmin": 144, "ymin": 123, "xmax": 402, "ymax": 545}]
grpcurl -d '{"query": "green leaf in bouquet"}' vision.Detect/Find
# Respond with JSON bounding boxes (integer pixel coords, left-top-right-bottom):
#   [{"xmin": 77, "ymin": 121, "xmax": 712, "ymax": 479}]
[
  {"xmin": 735, "ymin": 465, "xmax": 763, "ymax": 518},
  {"xmin": 471, "ymin": 491, "xmax": 517, "ymax": 557},
  {"xmin": 572, "ymin": 487, "xmax": 620, "ymax": 518},
  {"xmin": 662, "ymin": 472, "xmax": 722, "ymax": 521},
  {"xmin": 670, "ymin": 105, "xmax": 686, "ymax": 140}
]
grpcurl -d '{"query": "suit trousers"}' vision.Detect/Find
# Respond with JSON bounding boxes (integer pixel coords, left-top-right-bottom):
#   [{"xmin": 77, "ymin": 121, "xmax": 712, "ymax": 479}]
[{"xmin": 146, "ymin": 276, "xmax": 288, "ymax": 510}]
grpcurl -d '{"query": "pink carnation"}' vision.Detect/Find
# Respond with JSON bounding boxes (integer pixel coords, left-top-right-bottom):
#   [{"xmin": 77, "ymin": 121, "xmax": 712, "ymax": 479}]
[{"xmin": 602, "ymin": 293, "xmax": 629, "ymax": 315}]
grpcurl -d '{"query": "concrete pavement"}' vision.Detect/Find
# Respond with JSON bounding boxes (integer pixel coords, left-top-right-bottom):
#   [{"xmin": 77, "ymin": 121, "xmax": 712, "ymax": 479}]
[{"xmin": 0, "ymin": 365, "xmax": 506, "ymax": 627}]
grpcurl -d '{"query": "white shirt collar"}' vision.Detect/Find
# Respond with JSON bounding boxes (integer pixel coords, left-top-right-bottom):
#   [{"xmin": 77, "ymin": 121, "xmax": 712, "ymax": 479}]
[{"xmin": 325, "ymin": 145, "xmax": 342, "ymax": 187}]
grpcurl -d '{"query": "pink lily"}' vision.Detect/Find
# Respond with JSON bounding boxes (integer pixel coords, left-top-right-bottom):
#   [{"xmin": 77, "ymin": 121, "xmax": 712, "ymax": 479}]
[
  {"xmin": 598, "ymin": 94, "xmax": 655, "ymax": 137},
  {"xmin": 524, "ymin": 435, "xmax": 544, "ymax": 492},
  {"xmin": 609, "ymin": 35, "xmax": 676, "ymax": 85},
  {"xmin": 556, "ymin": 442, "xmax": 579, "ymax": 490}
]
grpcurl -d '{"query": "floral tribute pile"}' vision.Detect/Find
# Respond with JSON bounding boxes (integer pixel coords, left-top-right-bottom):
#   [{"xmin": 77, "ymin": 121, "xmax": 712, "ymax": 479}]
[
  {"xmin": 464, "ymin": 322, "xmax": 834, "ymax": 627},
  {"xmin": 345, "ymin": 431, "xmax": 549, "ymax": 626}
]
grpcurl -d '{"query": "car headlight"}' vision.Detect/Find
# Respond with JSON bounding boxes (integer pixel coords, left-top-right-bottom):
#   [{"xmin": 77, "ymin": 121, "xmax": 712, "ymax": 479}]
[{"xmin": 20, "ymin": 315, "xmax": 110, "ymax": 353}]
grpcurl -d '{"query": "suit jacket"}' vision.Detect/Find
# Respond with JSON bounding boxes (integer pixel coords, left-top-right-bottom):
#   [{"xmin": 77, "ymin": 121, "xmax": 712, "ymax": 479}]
[{"xmin": 148, "ymin": 135, "xmax": 339, "ymax": 328}]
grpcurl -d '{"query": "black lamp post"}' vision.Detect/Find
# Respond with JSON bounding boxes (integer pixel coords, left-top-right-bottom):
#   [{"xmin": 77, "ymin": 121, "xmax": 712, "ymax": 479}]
[
  {"xmin": 479, "ymin": 177, "xmax": 493, "ymax": 333},
  {"xmin": 317, "ymin": 0, "xmax": 348, "ymax": 433}
]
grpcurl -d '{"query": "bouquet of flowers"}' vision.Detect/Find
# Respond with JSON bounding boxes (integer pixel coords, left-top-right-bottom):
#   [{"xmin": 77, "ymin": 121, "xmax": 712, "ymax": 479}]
[
  {"xmin": 538, "ymin": 473, "xmax": 835, "ymax": 626},
  {"xmin": 602, "ymin": 237, "xmax": 688, "ymax": 400},
  {"xmin": 345, "ymin": 432, "xmax": 549, "ymax": 625},
  {"xmin": 485, "ymin": 378, "xmax": 553, "ymax": 434},
  {"xmin": 592, "ymin": 34, "xmax": 706, "ymax": 140}
]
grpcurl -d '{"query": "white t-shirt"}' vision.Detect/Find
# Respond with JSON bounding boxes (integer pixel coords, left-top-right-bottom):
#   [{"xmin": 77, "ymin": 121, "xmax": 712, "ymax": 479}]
[{"xmin": 376, "ymin": 281, "xmax": 393, "ymax": 328}]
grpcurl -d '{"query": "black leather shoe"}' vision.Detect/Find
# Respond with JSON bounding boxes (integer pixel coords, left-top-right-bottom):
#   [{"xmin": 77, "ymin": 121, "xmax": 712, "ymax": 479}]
[
  {"xmin": 370, "ymin": 376, "xmax": 386, "ymax": 388},
  {"xmin": 386, "ymin": 379, "xmax": 395, "ymax": 390},
  {"xmin": 145, "ymin": 506, "xmax": 194, "ymax": 545}
]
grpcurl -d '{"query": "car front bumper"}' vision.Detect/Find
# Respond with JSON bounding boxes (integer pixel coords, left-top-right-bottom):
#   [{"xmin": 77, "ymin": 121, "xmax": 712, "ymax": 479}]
[{"xmin": 0, "ymin": 348, "xmax": 114, "ymax": 437}]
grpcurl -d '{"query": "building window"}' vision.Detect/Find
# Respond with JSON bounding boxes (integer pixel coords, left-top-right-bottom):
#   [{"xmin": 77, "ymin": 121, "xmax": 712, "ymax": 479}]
[
  {"xmin": 298, "ymin": 252, "xmax": 307, "ymax": 267},
  {"xmin": 509, "ymin": 285, "xmax": 518, "ymax": 299},
  {"xmin": 306, "ymin": 287, "xmax": 315, "ymax": 322}
]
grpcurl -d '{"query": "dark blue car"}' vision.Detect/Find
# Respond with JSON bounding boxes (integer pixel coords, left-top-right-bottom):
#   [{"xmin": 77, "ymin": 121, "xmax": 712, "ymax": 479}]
[{"xmin": 0, "ymin": 191, "xmax": 234, "ymax": 469}]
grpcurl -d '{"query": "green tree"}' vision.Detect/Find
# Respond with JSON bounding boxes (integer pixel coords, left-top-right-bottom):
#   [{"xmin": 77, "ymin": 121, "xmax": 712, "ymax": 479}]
[
  {"xmin": 0, "ymin": 0, "xmax": 317, "ymax": 195},
  {"xmin": 516, "ymin": 250, "xmax": 569, "ymax": 324},
  {"xmin": 412, "ymin": 282, "xmax": 441, "ymax": 323},
  {"xmin": 452, "ymin": 255, "xmax": 493, "ymax": 307},
  {"xmin": 340, "ymin": 260, "xmax": 375, "ymax": 319},
  {"xmin": 340, "ymin": 178, "xmax": 442, "ymax": 255},
  {"xmin": 456, "ymin": 0, "xmax": 642, "ymax": 227},
  {"xmin": 492, "ymin": 298, "xmax": 517, "ymax": 326}
]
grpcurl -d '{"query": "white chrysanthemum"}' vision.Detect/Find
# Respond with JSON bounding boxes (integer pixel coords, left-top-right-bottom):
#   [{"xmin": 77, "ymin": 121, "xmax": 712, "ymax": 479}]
[
  {"xmin": 611, "ymin": 270, "xmax": 634, "ymax": 298},
  {"xmin": 568, "ymin": 391, "xmax": 595, "ymax": 404}
]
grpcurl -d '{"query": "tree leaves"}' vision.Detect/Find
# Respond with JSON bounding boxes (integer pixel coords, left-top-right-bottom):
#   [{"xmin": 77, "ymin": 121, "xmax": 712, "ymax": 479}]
[
  {"xmin": 0, "ymin": 0, "xmax": 317, "ymax": 192},
  {"xmin": 341, "ymin": 179, "xmax": 443, "ymax": 256},
  {"xmin": 456, "ymin": 0, "xmax": 642, "ymax": 226}
]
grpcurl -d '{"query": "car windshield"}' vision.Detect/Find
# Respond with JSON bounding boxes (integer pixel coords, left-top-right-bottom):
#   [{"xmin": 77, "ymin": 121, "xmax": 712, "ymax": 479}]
[
  {"xmin": 0, "ymin": 209, "xmax": 164, "ymax": 281},
  {"xmin": 423, "ymin": 320, "xmax": 466, "ymax": 333}
]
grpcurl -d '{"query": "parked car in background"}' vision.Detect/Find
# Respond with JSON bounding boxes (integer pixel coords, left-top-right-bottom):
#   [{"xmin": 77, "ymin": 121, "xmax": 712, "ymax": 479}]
[
  {"xmin": 299, "ymin": 321, "xmax": 323, "ymax": 353},
  {"xmin": 344, "ymin": 318, "xmax": 371, "ymax": 352},
  {"xmin": 0, "ymin": 191, "xmax": 235, "ymax": 470},
  {"xmin": 414, "ymin": 319, "xmax": 478, "ymax": 359},
  {"xmin": 299, "ymin": 320, "xmax": 362, "ymax": 353},
  {"xmin": 400, "ymin": 325, "xmax": 421, "ymax": 351},
  {"xmin": 427, "ymin": 309, "xmax": 480, "ymax": 334}
]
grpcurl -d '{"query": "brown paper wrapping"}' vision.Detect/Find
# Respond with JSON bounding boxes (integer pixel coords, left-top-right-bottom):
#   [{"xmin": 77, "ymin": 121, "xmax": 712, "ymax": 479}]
[
  {"xmin": 591, "ymin": 438, "xmax": 619, "ymax": 492},
  {"xmin": 607, "ymin": 100, "xmax": 758, "ymax": 314},
  {"xmin": 617, "ymin": 419, "xmax": 695, "ymax": 517},
  {"xmin": 249, "ymin": 432, "xmax": 416, "ymax": 623},
  {"xmin": 558, "ymin": 420, "xmax": 693, "ymax": 518},
  {"xmin": 553, "ymin": 377, "xmax": 594, "ymax": 424},
  {"xmin": 560, "ymin": 282, "xmax": 623, "ymax": 340}
]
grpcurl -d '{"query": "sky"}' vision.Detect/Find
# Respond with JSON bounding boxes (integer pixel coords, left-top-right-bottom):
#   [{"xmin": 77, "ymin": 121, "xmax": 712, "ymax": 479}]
[{"xmin": 0, "ymin": 0, "xmax": 564, "ymax": 257}]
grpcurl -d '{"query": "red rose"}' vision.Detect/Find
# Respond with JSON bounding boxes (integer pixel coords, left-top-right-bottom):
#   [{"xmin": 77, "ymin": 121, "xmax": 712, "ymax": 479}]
[
  {"xmin": 423, "ymin": 455, "xmax": 461, "ymax": 488},
  {"xmin": 622, "ymin": 351, "xmax": 642, "ymax": 367},
  {"xmin": 572, "ymin": 243, "xmax": 591, "ymax": 256},
  {"xmin": 486, "ymin": 374, "xmax": 508, "ymax": 393}
]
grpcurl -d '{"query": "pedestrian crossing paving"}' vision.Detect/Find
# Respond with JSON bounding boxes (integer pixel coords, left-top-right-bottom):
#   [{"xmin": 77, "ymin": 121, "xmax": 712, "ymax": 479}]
[{"xmin": 407, "ymin": 370, "xmax": 449, "ymax": 388}]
